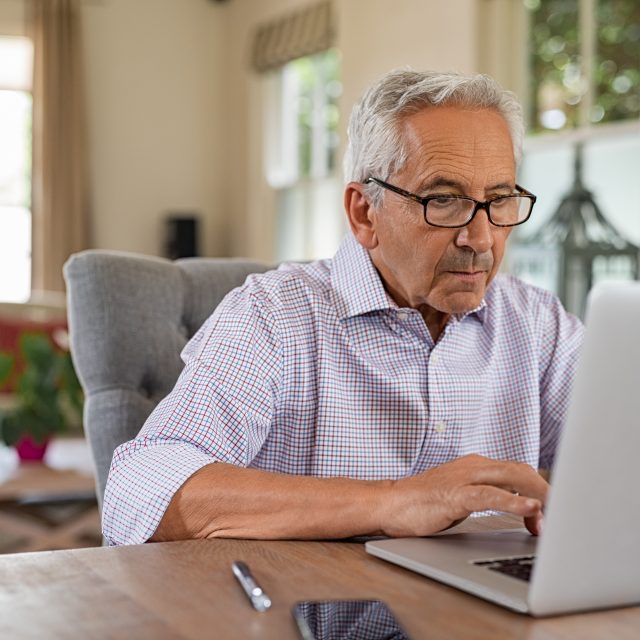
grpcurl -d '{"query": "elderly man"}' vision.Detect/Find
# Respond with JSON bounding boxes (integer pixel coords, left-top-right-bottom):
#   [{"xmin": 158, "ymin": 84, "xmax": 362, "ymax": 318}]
[{"xmin": 104, "ymin": 69, "xmax": 583, "ymax": 546}]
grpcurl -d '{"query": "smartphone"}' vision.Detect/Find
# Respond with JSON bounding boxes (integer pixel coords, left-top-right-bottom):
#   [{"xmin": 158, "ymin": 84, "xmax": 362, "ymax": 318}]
[{"xmin": 292, "ymin": 599, "xmax": 412, "ymax": 640}]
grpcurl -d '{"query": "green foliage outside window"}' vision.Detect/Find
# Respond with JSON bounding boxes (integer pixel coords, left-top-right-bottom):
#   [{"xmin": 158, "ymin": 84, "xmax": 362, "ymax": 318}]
[
  {"xmin": 289, "ymin": 49, "xmax": 341, "ymax": 179},
  {"xmin": 527, "ymin": 0, "xmax": 640, "ymax": 131},
  {"xmin": 595, "ymin": 0, "xmax": 640, "ymax": 122}
]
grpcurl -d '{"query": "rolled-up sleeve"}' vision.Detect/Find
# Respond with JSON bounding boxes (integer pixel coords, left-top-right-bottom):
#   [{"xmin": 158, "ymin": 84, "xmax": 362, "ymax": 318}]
[{"xmin": 102, "ymin": 285, "xmax": 283, "ymax": 545}]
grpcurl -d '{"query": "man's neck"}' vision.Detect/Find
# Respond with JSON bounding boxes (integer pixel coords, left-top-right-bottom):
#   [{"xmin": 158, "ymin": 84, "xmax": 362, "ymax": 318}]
[
  {"xmin": 379, "ymin": 277, "xmax": 450, "ymax": 342},
  {"xmin": 418, "ymin": 307, "xmax": 450, "ymax": 343},
  {"xmin": 370, "ymin": 259, "xmax": 451, "ymax": 343}
]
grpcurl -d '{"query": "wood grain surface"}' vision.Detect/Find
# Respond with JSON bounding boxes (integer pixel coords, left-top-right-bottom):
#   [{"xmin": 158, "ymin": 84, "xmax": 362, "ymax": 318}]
[
  {"xmin": 0, "ymin": 461, "xmax": 100, "ymax": 554},
  {"xmin": 0, "ymin": 515, "xmax": 638, "ymax": 639},
  {"xmin": 0, "ymin": 464, "xmax": 95, "ymax": 502}
]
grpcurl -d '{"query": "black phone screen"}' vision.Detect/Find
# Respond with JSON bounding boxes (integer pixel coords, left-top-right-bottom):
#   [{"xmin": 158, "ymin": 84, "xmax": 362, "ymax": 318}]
[{"xmin": 292, "ymin": 599, "xmax": 412, "ymax": 640}]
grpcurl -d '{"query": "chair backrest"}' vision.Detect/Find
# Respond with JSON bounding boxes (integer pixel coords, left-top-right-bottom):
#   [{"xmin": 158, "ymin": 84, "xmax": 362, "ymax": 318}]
[{"xmin": 63, "ymin": 250, "xmax": 270, "ymax": 508}]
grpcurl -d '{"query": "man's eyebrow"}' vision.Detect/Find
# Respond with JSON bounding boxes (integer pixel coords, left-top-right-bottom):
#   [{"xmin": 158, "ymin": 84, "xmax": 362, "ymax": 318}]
[
  {"xmin": 420, "ymin": 177, "xmax": 515, "ymax": 193},
  {"xmin": 487, "ymin": 182, "xmax": 515, "ymax": 192},
  {"xmin": 420, "ymin": 177, "xmax": 466, "ymax": 192}
]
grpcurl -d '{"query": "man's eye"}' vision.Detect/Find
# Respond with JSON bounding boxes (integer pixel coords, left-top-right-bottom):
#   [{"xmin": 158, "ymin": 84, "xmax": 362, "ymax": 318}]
[{"xmin": 430, "ymin": 196, "xmax": 455, "ymax": 208}]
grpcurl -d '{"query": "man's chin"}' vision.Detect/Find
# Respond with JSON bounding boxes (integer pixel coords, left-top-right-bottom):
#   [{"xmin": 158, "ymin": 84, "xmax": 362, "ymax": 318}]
[{"xmin": 436, "ymin": 288, "xmax": 486, "ymax": 315}]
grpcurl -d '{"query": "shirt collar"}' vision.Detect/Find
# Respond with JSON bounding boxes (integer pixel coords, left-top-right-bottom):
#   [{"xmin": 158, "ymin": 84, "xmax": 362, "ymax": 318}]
[
  {"xmin": 455, "ymin": 299, "xmax": 487, "ymax": 324},
  {"xmin": 330, "ymin": 233, "xmax": 488, "ymax": 324},
  {"xmin": 331, "ymin": 234, "xmax": 395, "ymax": 320}
]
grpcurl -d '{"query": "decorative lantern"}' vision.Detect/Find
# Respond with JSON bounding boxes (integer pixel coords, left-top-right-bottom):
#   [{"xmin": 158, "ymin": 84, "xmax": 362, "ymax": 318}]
[{"xmin": 510, "ymin": 144, "xmax": 640, "ymax": 317}]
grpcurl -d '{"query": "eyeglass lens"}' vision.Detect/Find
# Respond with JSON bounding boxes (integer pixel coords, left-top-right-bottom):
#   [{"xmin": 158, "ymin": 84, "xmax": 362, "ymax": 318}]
[{"xmin": 426, "ymin": 196, "xmax": 531, "ymax": 227}]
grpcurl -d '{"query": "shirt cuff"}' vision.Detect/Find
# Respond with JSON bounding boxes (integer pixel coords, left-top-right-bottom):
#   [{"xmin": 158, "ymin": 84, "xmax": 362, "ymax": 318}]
[{"xmin": 102, "ymin": 442, "xmax": 215, "ymax": 545}]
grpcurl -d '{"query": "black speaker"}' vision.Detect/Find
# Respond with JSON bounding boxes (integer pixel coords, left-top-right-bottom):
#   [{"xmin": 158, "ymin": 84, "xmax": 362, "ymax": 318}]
[{"xmin": 165, "ymin": 215, "xmax": 199, "ymax": 259}]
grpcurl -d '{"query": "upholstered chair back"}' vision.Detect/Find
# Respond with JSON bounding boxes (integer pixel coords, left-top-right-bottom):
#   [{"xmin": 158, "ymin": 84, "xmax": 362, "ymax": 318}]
[{"xmin": 64, "ymin": 251, "xmax": 270, "ymax": 508}]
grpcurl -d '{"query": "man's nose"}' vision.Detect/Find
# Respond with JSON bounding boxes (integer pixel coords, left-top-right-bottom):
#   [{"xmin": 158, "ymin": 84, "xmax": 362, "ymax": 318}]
[{"xmin": 454, "ymin": 209, "xmax": 494, "ymax": 254}]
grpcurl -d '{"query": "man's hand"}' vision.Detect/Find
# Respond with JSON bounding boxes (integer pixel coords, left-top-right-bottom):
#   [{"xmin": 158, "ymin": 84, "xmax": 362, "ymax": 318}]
[{"xmin": 378, "ymin": 454, "xmax": 547, "ymax": 537}]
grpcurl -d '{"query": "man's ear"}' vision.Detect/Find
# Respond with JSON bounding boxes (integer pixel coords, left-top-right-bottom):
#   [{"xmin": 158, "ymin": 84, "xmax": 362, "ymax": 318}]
[{"xmin": 344, "ymin": 182, "xmax": 378, "ymax": 250}]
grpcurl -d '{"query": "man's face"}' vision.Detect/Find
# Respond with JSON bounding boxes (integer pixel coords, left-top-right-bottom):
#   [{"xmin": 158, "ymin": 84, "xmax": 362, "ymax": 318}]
[{"xmin": 364, "ymin": 106, "xmax": 516, "ymax": 327}]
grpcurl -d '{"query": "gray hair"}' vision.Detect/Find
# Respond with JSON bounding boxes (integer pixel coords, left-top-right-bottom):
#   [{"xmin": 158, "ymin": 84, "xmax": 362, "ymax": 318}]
[{"xmin": 343, "ymin": 69, "xmax": 524, "ymax": 207}]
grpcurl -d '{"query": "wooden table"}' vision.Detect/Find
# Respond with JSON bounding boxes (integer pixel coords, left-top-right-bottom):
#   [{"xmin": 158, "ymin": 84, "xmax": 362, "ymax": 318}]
[
  {"xmin": 0, "ymin": 439, "xmax": 101, "ymax": 553},
  {"xmin": 0, "ymin": 515, "xmax": 638, "ymax": 639}
]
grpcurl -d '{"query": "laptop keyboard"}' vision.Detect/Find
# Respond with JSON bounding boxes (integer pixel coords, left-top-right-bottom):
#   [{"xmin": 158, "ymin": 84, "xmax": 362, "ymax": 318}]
[{"xmin": 473, "ymin": 555, "xmax": 536, "ymax": 582}]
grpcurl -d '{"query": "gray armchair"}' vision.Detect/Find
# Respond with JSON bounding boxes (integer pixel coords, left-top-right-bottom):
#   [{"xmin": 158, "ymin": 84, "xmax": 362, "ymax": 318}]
[{"xmin": 63, "ymin": 250, "xmax": 270, "ymax": 508}]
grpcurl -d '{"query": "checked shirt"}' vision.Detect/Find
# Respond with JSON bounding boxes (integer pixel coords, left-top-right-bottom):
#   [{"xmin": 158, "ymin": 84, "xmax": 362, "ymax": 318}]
[{"xmin": 103, "ymin": 234, "xmax": 583, "ymax": 545}]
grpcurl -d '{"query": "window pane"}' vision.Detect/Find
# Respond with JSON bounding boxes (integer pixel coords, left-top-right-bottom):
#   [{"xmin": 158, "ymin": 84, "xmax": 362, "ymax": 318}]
[
  {"xmin": 0, "ymin": 90, "xmax": 32, "ymax": 208},
  {"xmin": 527, "ymin": 0, "xmax": 640, "ymax": 131},
  {"xmin": 594, "ymin": 0, "xmax": 640, "ymax": 124},
  {"xmin": 0, "ymin": 206, "xmax": 31, "ymax": 302},
  {"xmin": 528, "ymin": 0, "xmax": 581, "ymax": 132},
  {"xmin": 268, "ymin": 49, "xmax": 341, "ymax": 187},
  {"xmin": 290, "ymin": 49, "xmax": 341, "ymax": 180},
  {"xmin": 509, "ymin": 128, "xmax": 640, "ymax": 305},
  {"xmin": 0, "ymin": 37, "xmax": 33, "ymax": 91},
  {"xmin": 581, "ymin": 133, "xmax": 640, "ymax": 244},
  {"xmin": 0, "ymin": 75, "xmax": 32, "ymax": 301},
  {"xmin": 276, "ymin": 177, "xmax": 342, "ymax": 262},
  {"xmin": 267, "ymin": 48, "xmax": 343, "ymax": 262}
]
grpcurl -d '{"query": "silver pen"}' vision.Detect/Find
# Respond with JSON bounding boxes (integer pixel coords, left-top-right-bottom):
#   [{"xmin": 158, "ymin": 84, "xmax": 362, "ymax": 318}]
[{"xmin": 232, "ymin": 560, "xmax": 272, "ymax": 612}]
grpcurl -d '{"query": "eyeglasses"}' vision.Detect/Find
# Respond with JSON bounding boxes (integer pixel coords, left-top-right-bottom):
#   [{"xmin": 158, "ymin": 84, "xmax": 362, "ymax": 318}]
[{"xmin": 364, "ymin": 177, "xmax": 536, "ymax": 228}]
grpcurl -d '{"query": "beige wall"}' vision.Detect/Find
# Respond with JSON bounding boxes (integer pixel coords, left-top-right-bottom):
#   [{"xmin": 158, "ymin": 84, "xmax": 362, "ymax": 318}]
[
  {"xmin": 81, "ymin": 0, "xmax": 229, "ymax": 257},
  {"xmin": 337, "ymin": 0, "xmax": 480, "ymax": 124},
  {"xmin": 0, "ymin": 0, "xmax": 24, "ymax": 35}
]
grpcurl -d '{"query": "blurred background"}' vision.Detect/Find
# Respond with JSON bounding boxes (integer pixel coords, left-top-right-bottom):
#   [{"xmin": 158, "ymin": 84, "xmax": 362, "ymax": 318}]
[{"xmin": 0, "ymin": 0, "xmax": 638, "ymax": 316}]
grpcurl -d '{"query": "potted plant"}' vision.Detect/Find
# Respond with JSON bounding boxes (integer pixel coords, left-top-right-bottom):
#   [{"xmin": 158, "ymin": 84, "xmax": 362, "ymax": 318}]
[{"xmin": 0, "ymin": 331, "xmax": 83, "ymax": 462}]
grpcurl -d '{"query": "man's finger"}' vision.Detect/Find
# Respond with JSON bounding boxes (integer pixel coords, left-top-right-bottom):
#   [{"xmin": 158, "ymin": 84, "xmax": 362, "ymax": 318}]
[
  {"xmin": 524, "ymin": 513, "xmax": 544, "ymax": 536},
  {"xmin": 463, "ymin": 458, "xmax": 549, "ymax": 504},
  {"xmin": 459, "ymin": 484, "xmax": 542, "ymax": 517}
]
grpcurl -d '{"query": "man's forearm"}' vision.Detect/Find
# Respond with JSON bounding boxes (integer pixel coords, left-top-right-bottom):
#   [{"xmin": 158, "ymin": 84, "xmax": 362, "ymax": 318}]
[
  {"xmin": 150, "ymin": 454, "xmax": 549, "ymax": 542},
  {"xmin": 151, "ymin": 462, "xmax": 390, "ymax": 541}
]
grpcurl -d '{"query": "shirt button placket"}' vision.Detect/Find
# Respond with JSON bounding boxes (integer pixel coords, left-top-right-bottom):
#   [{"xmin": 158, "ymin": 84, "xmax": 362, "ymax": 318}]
[{"xmin": 430, "ymin": 353, "xmax": 447, "ymax": 438}]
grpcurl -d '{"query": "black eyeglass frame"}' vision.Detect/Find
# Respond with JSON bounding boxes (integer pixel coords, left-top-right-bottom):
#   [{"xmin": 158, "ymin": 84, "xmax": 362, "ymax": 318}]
[{"xmin": 364, "ymin": 177, "xmax": 537, "ymax": 228}]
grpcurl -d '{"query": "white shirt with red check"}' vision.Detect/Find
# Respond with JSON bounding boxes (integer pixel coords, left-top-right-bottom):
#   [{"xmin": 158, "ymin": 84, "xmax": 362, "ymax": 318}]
[{"xmin": 103, "ymin": 234, "xmax": 583, "ymax": 545}]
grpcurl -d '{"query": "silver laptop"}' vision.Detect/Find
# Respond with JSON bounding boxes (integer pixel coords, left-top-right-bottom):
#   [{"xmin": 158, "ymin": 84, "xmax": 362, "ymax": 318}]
[{"xmin": 366, "ymin": 281, "xmax": 640, "ymax": 617}]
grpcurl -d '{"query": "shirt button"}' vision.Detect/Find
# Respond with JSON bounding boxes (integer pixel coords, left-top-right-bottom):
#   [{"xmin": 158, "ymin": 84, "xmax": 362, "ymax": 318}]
[
  {"xmin": 431, "ymin": 353, "xmax": 440, "ymax": 365},
  {"xmin": 397, "ymin": 311, "xmax": 409, "ymax": 321},
  {"xmin": 434, "ymin": 421, "xmax": 447, "ymax": 433}
]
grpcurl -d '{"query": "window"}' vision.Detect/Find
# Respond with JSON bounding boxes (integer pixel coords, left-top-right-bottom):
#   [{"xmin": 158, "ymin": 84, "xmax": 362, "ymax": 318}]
[
  {"xmin": 507, "ymin": 1, "xmax": 640, "ymax": 313},
  {"xmin": 0, "ymin": 36, "xmax": 32, "ymax": 302},
  {"xmin": 527, "ymin": 0, "xmax": 639, "ymax": 132},
  {"xmin": 511, "ymin": 126, "xmax": 640, "ymax": 293},
  {"xmin": 265, "ymin": 49, "xmax": 343, "ymax": 262}
]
